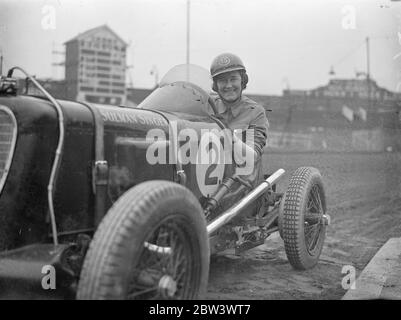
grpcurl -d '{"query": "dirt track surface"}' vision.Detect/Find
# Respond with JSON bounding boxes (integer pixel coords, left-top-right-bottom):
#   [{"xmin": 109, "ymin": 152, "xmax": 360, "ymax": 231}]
[{"xmin": 206, "ymin": 152, "xmax": 401, "ymax": 300}]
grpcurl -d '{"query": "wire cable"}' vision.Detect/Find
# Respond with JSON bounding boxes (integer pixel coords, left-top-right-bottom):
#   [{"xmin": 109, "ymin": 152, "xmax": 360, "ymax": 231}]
[{"xmin": 332, "ymin": 41, "xmax": 365, "ymax": 68}]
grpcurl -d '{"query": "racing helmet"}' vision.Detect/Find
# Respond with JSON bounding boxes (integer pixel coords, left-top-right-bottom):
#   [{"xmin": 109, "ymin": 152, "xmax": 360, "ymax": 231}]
[{"xmin": 210, "ymin": 53, "xmax": 248, "ymax": 91}]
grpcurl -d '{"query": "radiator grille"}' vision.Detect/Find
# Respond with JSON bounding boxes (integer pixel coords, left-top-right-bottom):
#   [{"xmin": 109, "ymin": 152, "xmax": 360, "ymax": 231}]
[{"xmin": 0, "ymin": 106, "xmax": 17, "ymax": 194}]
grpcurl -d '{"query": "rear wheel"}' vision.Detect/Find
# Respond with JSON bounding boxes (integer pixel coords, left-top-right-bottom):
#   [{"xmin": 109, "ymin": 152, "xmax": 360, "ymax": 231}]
[
  {"xmin": 280, "ymin": 167, "xmax": 327, "ymax": 270},
  {"xmin": 77, "ymin": 180, "xmax": 209, "ymax": 299}
]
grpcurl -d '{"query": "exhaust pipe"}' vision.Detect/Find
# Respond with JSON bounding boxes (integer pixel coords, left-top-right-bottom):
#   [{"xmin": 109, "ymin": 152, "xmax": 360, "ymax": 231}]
[{"xmin": 207, "ymin": 169, "xmax": 285, "ymax": 235}]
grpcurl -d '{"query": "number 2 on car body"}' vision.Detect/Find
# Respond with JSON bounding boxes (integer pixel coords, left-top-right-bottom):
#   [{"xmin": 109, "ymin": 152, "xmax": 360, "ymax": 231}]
[{"xmin": 195, "ymin": 131, "xmax": 225, "ymax": 197}]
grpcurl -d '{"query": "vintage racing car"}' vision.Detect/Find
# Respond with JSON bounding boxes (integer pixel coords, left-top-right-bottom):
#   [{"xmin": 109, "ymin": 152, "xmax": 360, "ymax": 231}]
[{"xmin": 0, "ymin": 64, "xmax": 330, "ymax": 299}]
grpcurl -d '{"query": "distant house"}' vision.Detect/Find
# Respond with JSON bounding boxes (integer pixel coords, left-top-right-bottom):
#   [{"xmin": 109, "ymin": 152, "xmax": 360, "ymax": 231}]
[{"xmin": 64, "ymin": 25, "xmax": 127, "ymax": 106}]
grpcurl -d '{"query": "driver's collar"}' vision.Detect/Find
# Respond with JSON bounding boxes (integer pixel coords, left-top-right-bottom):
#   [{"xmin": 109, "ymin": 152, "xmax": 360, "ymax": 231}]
[{"xmin": 216, "ymin": 95, "xmax": 243, "ymax": 118}]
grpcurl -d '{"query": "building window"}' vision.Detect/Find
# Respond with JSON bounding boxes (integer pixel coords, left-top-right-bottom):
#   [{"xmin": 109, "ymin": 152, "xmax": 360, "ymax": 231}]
[
  {"xmin": 97, "ymin": 58, "xmax": 110, "ymax": 64},
  {"xmin": 96, "ymin": 88, "xmax": 110, "ymax": 93},
  {"xmin": 97, "ymin": 66, "xmax": 110, "ymax": 71},
  {"xmin": 112, "ymin": 89, "xmax": 125, "ymax": 94},
  {"xmin": 97, "ymin": 73, "xmax": 110, "ymax": 78},
  {"xmin": 82, "ymin": 49, "xmax": 95, "ymax": 55},
  {"xmin": 97, "ymin": 51, "xmax": 111, "ymax": 57},
  {"xmin": 112, "ymin": 82, "xmax": 125, "ymax": 87},
  {"xmin": 80, "ymin": 86, "xmax": 94, "ymax": 92}
]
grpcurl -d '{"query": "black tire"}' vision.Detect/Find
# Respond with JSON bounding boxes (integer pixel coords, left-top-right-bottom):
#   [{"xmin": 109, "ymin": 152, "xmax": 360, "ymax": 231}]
[
  {"xmin": 76, "ymin": 180, "xmax": 210, "ymax": 300},
  {"xmin": 281, "ymin": 167, "xmax": 327, "ymax": 270},
  {"xmin": 278, "ymin": 191, "xmax": 285, "ymax": 239}
]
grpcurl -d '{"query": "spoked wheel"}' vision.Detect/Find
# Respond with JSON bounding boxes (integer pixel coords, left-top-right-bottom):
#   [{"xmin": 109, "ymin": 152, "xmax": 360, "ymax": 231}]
[
  {"xmin": 279, "ymin": 167, "xmax": 329, "ymax": 270},
  {"xmin": 128, "ymin": 215, "xmax": 201, "ymax": 299},
  {"xmin": 304, "ymin": 184, "xmax": 326, "ymax": 257},
  {"xmin": 77, "ymin": 180, "xmax": 209, "ymax": 300}
]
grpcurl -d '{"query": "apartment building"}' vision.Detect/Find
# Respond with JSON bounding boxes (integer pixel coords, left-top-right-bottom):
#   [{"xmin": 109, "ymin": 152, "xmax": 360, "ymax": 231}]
[{"xmin": 64, "ymin": 25, "xmax": 127, "ymax": 105}]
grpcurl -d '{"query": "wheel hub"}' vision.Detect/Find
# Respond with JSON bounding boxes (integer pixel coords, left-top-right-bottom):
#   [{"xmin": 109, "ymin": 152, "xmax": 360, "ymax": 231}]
[
  {"xmin": 322, "ymin": 214, "xmax": 330, "ymax": 226},
  {"xmin": 158, "ymin": 275, "xmax": 177, "ymax": 298}
]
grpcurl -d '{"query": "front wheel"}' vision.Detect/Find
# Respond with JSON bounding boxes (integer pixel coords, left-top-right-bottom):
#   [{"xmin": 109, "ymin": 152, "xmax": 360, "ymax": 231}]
[
  {"xmin": 280, "ymin": 167, "xmax": 327, "ymax": 270},
  {"xmin": 77, "ymin": 180, "xmax": 210, "ymax": 299}
]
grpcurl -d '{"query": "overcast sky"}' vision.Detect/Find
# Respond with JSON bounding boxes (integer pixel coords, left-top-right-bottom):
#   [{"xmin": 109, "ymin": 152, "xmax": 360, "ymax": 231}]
[{"xmin": 0, "ymin": 0, "xmax": 400, "ymax": 94}]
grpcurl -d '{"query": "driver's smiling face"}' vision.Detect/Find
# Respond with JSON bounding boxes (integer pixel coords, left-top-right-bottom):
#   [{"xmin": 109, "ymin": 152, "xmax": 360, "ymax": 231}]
[{"xmin": 215, "ymin": 71, "xmax": 242, "ymax": 103}]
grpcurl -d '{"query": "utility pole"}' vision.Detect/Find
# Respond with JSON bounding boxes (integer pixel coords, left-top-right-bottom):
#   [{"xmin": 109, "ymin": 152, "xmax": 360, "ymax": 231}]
[
  {"xmin": 0, "ymin": 48, "xmax": 3, "ymax": 76},
  {"xmin": 52, "ymin": 41, "xmax": 65, "ymax": 79},
  {"xmin": 186, "ymin": 0, "xmax": 190, "ymax": 66},
  {"xmin": 185, "ymin": 0, "xmax": 191, "ymax": 82},
  {"xmin": 150, "ymin": 65, "xmax": 159, "ymax": 88},
  {"xmin": 366, "ymin": 37, "xmax": 371, "ymax": 109},
  {"xmin": 126, "ymin": 65, "xmax": 134, "ymax": 88}
]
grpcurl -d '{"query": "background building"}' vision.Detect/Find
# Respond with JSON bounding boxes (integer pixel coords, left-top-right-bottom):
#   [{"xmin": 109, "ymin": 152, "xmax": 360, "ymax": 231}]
[
  {"xmin": 249, "ymin": 77, "xmax": 401, "ymax": 152},
  {"xmin": 283, "ymin": 78, "xmax": 396, "ymax": 102},
  {"xmin": 64, "ymin": 25, "xmax": 127, "ymax": 105}
]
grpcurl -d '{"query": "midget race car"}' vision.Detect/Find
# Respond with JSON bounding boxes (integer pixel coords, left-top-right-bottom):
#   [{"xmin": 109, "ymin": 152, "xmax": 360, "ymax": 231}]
[{"xmin": 0, "ymin": 64, "xmax": 330, "ymax": 299}]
